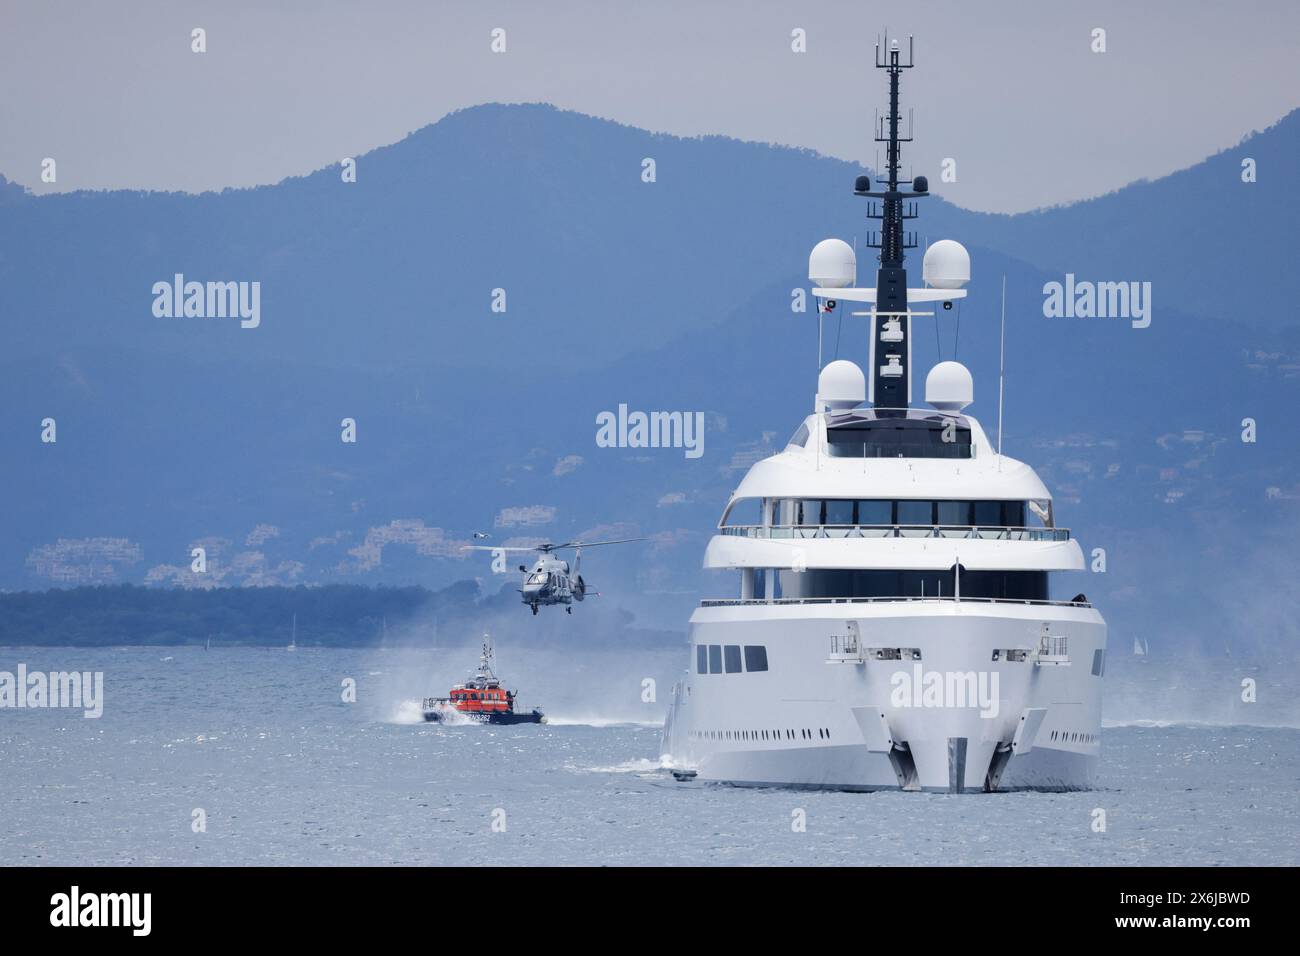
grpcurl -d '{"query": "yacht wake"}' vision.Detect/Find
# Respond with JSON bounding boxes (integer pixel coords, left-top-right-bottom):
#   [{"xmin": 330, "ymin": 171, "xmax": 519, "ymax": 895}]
[
  {"xmin": 571, "ymin": 756, "xmax": 672, "ymax": 774},
  {"xmin": 544, "ymin": 714, "xmax": 663, "ymax": 728},
  {"xmin": 387, "ymin": 699, "xmax": 426, "ymax": 725},
  {"xmin": 1102, "ymin": 718, "xmax": 1300, "ymax": 731}
]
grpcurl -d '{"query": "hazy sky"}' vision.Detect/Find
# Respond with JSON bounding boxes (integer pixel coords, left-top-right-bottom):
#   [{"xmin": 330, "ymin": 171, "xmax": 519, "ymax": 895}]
[{"xmin": 3, "ymin": 0, "xmax": 1297, "ymax": 212}]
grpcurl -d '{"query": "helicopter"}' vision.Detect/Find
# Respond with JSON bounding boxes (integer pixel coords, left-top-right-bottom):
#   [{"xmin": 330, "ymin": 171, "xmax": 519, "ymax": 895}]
[{"xmin": 466, "ymin": 538, "xmax": 643, "ymax": 614}]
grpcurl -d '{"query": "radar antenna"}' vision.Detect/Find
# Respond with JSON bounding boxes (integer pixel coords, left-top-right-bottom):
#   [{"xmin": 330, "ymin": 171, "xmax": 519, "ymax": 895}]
[
  {"xmin": 855, "ymin": 33, "xmax": 928, "ymax": 412},
  {"xmin": 476, "ymin": 633, "xmax": 497, "ymax": 682}
]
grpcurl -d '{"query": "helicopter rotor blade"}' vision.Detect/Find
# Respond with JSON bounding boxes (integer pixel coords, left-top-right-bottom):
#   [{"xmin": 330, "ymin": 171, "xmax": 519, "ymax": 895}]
[
  {"xmin": 468, "ymin": 537, "xmax": 645, "ymax": 555},
  {"xmin": 462, "ymin": 545, "xmax": 544, "ymax": 553},
  {"xmin": 541, "ymin": 537, "xmax": 646, "ymax": 552}
]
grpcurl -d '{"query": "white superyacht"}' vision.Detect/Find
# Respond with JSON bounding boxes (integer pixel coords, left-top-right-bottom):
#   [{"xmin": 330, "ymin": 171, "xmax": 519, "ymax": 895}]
[{"xmin": 661, "ymin": 38, "xmax": 1105, "ymax": 792}]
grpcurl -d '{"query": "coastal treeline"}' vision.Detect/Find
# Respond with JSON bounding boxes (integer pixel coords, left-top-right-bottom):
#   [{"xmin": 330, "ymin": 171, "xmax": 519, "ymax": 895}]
[{"xmin": 0, "ymin": 581, "xmax": 487, "ymax": 647}]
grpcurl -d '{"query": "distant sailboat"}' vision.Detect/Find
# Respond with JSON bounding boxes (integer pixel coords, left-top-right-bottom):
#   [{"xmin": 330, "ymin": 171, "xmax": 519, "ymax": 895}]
[
  {"xmin": 287, "ymin": 613, "xmax": 298, "ymax": 652},
  {"xmin": 1132, "ymin": 636, "xmax": 1148, "ymax": 657},
  {"xmin": 205, "ymin": 636, "xmax": 211, "ymax": 652}
]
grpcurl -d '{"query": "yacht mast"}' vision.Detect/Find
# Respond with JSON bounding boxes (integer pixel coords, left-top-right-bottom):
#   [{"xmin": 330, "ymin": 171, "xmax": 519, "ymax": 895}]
[{"xmin": 856, "ymin": 34, "xmax": 927, "ymax": 413}]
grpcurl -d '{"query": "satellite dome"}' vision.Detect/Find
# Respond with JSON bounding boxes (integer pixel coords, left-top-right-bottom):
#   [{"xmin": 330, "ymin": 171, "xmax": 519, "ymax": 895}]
[
  {"xmin": 925, "ymin": 361, "xmax": 973, "ymax": 411},
  {"xmin": 818, "ymin": 360, "xmax": 865, "ymax": 410},
  {"xmin": 922, "ymin": 239, "xmax": 970, "ymax": 290},
  {"xmin": 808, "ymin": 238, "xmax": 856, "ymax": 288}
]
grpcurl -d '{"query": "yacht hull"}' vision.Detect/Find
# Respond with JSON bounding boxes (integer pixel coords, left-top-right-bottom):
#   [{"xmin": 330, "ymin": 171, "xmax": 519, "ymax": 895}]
[{"xmin": 662, "ymin": 600, "xmax": 1105, "ymax": 792}]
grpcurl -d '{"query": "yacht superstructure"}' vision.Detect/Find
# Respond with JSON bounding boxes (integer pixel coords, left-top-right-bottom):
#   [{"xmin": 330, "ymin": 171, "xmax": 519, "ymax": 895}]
[{"xmin": 660, "ymin": 38, "xmax": 1106, "ymax": 792}]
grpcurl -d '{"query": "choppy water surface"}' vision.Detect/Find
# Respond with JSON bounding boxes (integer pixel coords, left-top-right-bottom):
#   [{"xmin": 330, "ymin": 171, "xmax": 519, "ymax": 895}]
[{"xmin": 1, "ymin": 645, "xmax": 1296, "ymax": 866}]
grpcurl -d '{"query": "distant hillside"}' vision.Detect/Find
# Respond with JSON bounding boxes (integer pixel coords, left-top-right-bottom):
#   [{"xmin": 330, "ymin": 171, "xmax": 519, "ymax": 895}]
[
  {"xmin": 964, "ymin": 109, "xmax": 1300, "ymax": 323},
  {"xmin": 2, "ymin": 102, "xmax": 1298, "ymax": 651},
  {"xmin": 0, "ymin": 582, "xmax": 684, "ymax": 648}
]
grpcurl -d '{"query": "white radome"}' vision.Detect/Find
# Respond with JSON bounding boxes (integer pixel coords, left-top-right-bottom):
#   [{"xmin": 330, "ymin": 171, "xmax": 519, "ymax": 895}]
[
  {"xmin": 925, "ymin": 360, "xmax": 974, "ymax": 411},
  {"xmin": 818, "ymin": 359, "xmax": 866, "ymax": 410},
  {"xmin": 808, "ymin": 238, "xmax": 856, "ymax": 288},
  {"xmin": 922, "ymin": 239, "xmax": 971, "ymax": 290}
]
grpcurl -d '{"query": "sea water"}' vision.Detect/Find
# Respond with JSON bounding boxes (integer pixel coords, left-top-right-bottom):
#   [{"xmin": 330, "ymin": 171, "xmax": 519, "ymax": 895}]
[{"xmin": 1, "ymin": 645, "xmax": 1296, "ymax": 866}]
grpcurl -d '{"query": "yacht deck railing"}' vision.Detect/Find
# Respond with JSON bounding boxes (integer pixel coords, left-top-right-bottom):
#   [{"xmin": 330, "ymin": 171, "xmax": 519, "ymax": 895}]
[
  {"xmin": 718, "ymin": 524, "xmax": 1069, "ymax": 542},
  {"xmin": 699, "ymin": 595, "xmax": 1092, "ymax": 609}
]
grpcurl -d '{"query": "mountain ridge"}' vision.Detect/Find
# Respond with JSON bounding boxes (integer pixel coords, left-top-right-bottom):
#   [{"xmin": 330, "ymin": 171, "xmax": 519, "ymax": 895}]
[
  {"xmin": 3, "ymin": 101, "xmax": 1298, "ymax": 649},
  {"xmin": 4, "ymin": 100, "xmax": 1297, "ymax": 213}
]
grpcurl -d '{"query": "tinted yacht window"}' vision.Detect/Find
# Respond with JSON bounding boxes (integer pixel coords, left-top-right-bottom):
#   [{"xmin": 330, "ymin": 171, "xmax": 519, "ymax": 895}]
[
  {"xmin": 797, "ymin": 500, "xmax": 824, "ymax": 525},
  {"xmin": 962, "ymin": 570, "xmax": 1048, "ymax": 601},
  {"xmin": 936, "ymin": 500, "xmax": 970, "ymax": 525},
  {"xmin": 856, "ymin": 500, "xmax": 893, "ymax": 524},
  {"xmin": 827, "ymin": 418, "xmax": 971, "ymax": 459},
  {"xmin": 774, "ymin": 568, "xmax": 1048, "ymax": 601},
  {"xmin": 824, "ymin": 499, "xmax": 855, "ymax": 525},
  {"xmin": 896, "ymin": 500, "xmax": 935, "ymax": 525}
]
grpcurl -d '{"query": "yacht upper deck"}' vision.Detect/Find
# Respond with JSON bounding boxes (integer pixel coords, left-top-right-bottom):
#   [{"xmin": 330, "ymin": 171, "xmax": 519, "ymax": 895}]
[
  {"xmin": 705, "ymin": 411, "xmax": 1081, "ymax": 573},
  {"xmin": 731, "ymin": 411, "xmax": 1051, "ymax": 504}
]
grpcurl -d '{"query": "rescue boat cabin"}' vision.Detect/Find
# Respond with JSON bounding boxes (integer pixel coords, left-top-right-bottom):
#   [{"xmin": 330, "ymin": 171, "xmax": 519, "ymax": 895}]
[{"xmin": 446, "ymin": 681, "xmax": 517, "ymax": 714}]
